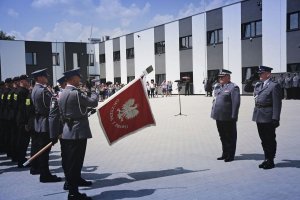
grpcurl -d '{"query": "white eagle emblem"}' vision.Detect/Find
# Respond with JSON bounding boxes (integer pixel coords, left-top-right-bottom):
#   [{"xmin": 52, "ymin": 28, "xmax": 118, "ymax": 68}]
[{"xmin": 117, "ymin": 99, "xmax": 139, "ymax": 121}]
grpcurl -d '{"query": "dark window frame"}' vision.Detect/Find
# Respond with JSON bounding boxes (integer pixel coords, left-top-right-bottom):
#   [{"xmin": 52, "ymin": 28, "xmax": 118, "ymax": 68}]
[
  {"xmin": 207, "ymin": 29, "xmax": 223, "ymax": 46},
  {"xmin": 287, "ymin": 11, "xmax": 300, "ymax": 31},
  {"xmin": 113, "ymin": 51, "xmax": 120, "ymax": 62},
  {"xmin": 26, "ymin": 52, "xmax": 37, "ymax": 66},
  {"xmin": 179, "ymin": 35, "xmax": 192, "ymax": 50},
  {"xmin": 88, "ymin": 54, "xmax": 94, "ymax": 66},
  {"xmin": 287, "ymin": 63, "xmax": 300, "ymax": 72},
  {"xmin": 52, "ymin": 53, "xmax": 60, "ymax": 66},
  {"xmin": 154, "ymin": 41, "xmax": 165, "ymax": 54},
  {"xmin": 241, "ymin": 20, "xmax": 262, "ymax": 39},
  {"xmin": 126, "ymin": 48, "xmax": 134, "ymax": 59},
  {"xmin": 99, "ymin": 54, "xmax": 105, "ymax": 64}
]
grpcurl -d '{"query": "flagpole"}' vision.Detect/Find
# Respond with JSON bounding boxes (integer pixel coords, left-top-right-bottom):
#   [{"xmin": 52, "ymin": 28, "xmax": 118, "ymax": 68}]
[{"xmin": 23, "ymin": 142, "xmax": 53, "ymax": 167}]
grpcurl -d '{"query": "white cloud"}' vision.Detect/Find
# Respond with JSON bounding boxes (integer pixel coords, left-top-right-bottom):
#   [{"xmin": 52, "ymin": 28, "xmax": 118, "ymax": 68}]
[
  {"xmin": 95, "ymin": 0, "xmax": 150, "ymax": 27},
  {"xmin": 31, "ymin": 0, "xmax": 69, "ymax": 8},
  {"xmin": 7, "ymin": 9, "xmax": 19, "ymax": 18},
  {"xmin": 148, "ymin": 14, "xmax": 175, "ymax": 27},
  {"xmin": 26, "ymin": 27, "xmax": 45, "ymax": 41}
]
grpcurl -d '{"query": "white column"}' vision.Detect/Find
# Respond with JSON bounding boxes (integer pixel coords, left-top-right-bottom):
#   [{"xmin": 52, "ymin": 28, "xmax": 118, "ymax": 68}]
[
  {"xmin": 192, "ymin": 13, "xmax": 207, "ymax": 94},
  {"xmin": 120, "ymin": 36, "xmax": 127, "ymax": 84},
  {"xmin": 52, "ymin": 42, "xmax": 65, "ymax": 85},
  {"xmin": 105, "ymin": 40, "xmax": 114, "ymax": 82},
  {"xmin": 262, "ymin": 0, "xmax": 287, "ymax": 72},
  {"xmin": 94, "ymin": 43, "xmax": 100, "ymax": 78},
  {"xmin": 165, "ymin": 21, "xmax": 180, "ymax": 94},
  {"xmin": 223, "ymin": 3, "xmax": 242, "ymax": 89},
  {"xmin": 134, "ymin": 29, "xmax": 155, "ymax": 81}
]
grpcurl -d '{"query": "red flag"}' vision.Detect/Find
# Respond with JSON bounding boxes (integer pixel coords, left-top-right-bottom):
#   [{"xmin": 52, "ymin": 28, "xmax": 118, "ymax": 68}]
[{"xmin": 97, "ymin": 78, "xmax": 156, "ymax": 145}]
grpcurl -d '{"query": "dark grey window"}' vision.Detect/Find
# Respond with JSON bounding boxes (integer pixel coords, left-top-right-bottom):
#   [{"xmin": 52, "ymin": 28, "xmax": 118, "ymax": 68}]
[
  {"xmin": 52, "ymin": 53, "xmax": 59, "ymax": 66},
  {"xmin": 155, "ymin": 41, "xmax": 165, "ymax": 54},
  {"xmin": 127, "ymin": 76, "xmax": 135, "ymax": 83},
  {"xmin": 88, "ymin": 54, "xmax": 94, "ymax": 66},
  {"xmin": 126, "ymin": 48, "xmax": 134, "ymax": 59},
  {"xmin": 287, "ymin": 63, "xmax": 300, "ymax": 72},
  {"xmin": 179, "ymin": 35, "xmax": 192, "ymax": 50},
  {"xmin": 241, "ymin": 20, "xmax": 262, "ymax": 39},
  {"xmin": 207, "ymin": 29, "xmax": 222, "ymax": 45},
  {"xmin": 287, "ymin": 12, "xmax": 299, "ymax": 31},
  {"xmin": 155, "ymin": 74, "xmax": 166, "ymax": 85},
  {"xmin": 113, "ymin": 51, "xmax": 120, "ymax": 61},
  {"xmin": 26, "ymin": 52, "xmax": 37, "ymax": 65},
  {"xmin": 99, "ymin": 54, "xmax": 105, "ymax": 64}
]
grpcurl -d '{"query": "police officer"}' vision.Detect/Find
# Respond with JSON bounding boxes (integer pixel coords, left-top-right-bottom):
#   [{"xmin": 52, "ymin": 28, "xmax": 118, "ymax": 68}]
[
  {"xmin": 252, "ymin": 66, "xmax": 282, "ymax": 170},
  {"xmin": 284, "ymin": 73, "xmax": 292, "ymax": 99},
  {"xmin": 211, "ymin": 69, "xmax": 240, "ymax": 162},
  {"xmin": 15, "ymin": 74, "xmax": 34, "ymax": 167},
  {"xmin": 292, "ymin": 73, "xmax": 299, "ymax": 99},
  {"xmin": 277, "ymin": 73, "xmax": 285, "ymax": 99},
  {"xmin": 0, "ymin": 81, "xmax": 5, "ymax": 152},
  {"xmin": 58, "ymin": 69, "xmax": 98, "ymax": 200},
  {"xmin": 31, "ymin": 68, "xmax": 62, "ymax": 182}
]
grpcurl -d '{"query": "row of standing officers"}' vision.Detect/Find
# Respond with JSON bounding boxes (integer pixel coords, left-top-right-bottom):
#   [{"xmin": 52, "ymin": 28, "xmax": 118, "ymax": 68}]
[
  {"xmin": 0, "ymin": 68, "xmax": 98, "ymax": 200},
  {"xmin": 211, "ymin": 66, "xmax": 282, "ymax": 169}
]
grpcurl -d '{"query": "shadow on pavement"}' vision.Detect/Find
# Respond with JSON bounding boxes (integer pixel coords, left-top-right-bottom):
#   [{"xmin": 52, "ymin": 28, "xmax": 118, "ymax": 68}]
[
  {"xmin": 82, "ymin": 167, "xmax": 209, "ymax": 190},
  {"xmin": 235, "ymin": 153, "xmax": 264, "ymax": 161},
  {"xmin": 276, "ymin": 160, "xmax": 300, "ymax": 168},
  {"xmin": 92, "ymin": 189, "xmax": 155, "ymax": 200}
]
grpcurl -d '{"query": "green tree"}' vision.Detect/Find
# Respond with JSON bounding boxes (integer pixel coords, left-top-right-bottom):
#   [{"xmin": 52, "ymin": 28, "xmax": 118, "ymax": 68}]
[{"xmin": 0, "ymin": 30, "xmax": 15, "ymax": 40}]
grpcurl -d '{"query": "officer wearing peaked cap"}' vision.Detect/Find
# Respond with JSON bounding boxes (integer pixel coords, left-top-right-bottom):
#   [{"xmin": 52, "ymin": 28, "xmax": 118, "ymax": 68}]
[
  {"xmin": 211, "ymin": 69, "xmax": 240, "ymax": 162},
  {"xmin": 58, "ymin": 68, "xmax": 99, "ymax": 200},
  {"xmin": 31, "ymin": 68, "xmax": 62, "ymax": 182},
  {"xmin": 252, "ymin": 66, "xmax": 282, "ymax": 169},
  {"xmin": 0, "ymin": 81, "xmax": 6, "ymax": 152}
]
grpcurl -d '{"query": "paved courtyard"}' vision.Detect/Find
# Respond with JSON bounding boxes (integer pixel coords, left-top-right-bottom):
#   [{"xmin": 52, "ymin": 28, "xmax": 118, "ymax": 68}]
[{"xmin": 1, "ymin": 95, "xmax": 300, "ymax": 200}]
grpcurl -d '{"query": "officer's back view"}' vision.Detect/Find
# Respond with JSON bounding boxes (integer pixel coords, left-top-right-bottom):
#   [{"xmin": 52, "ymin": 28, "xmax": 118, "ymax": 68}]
[
  {"xmin": 31, "ymin": 68, "xmax": 61, "ymax": 183},
  {"xmin": 58, "ymin": 69, "xmax": 98, "ymax": 200}
]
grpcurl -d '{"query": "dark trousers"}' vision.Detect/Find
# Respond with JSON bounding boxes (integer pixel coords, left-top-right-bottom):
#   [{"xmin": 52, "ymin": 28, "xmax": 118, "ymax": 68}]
[
  {"xmin": 285, "ymin": 88, "xmax": 292, "ymax": 99},
  {"xmin": 17, "ymin": 125, "xmax": 30, "ymax": 165},
  {"xmin": 216, "ymin": 120, "xmax": 237, "ymax": 158},
  {"xmin": 9, "ymin": 120, "xmax": 18, "ymax": 161},
  {"xmin": 34, "ymin": 132, "xmax": 51, "ymax": 177},
  {"xmin": 61, "ymin": 139, "xmax": 87, "ymax": 194},
  {"xmin": 30, "ymin": 132, "xmax": 40, "ymax": 171},
  {"xmin": 257, "ymin": 123, "xmax": 277, "ymax": 160},
  {"xmin": 0, "ymin": 119, "xmax": 4, "ymax": 152},
  {"xmin": 150, "ymin": 88, "xmax": 155, "ymax": 98}
]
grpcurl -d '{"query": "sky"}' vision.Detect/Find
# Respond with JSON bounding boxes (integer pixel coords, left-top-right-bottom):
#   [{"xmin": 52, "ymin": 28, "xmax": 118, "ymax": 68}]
[{"xmin": 0, "ymin": 0, "xmax": 241, "ymax": 42}]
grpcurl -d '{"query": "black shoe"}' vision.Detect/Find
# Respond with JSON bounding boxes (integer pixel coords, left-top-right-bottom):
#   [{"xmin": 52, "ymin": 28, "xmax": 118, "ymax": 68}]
[
  {"xmin": 68, "ymin": 192, "xmax": 92, "ymax": 200},
  {"xmin": 79, "ymin": 178, "xmax": 92, "ymax": 187},
  {"xmin": 224, "ymin": 157, "xmax": 234, "ymax": 162},
  {"xmin": 258, "ymin": 160, "xmax": 268, "ymax": 168},
  {"xmin": 40, "ymin": 174, "xmax": 62, "ymax": 183},
  {"xmin": 30, "ymin": 168, "xmax": 40, "ymax": 175},
  {"xmin": 217, "ymin": 156, "xmax": 226, "ymax": 160},
  {"xmin": 64, "ymin": 181, "xmax": 69, "ymax": 190},
  {"xmin": 263, "ymin": 160, "xmax": 275, "ymax": 170}
]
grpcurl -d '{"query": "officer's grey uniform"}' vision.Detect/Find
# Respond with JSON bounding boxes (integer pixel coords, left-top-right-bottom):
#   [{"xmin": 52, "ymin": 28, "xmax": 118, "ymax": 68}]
[
  {"xmin": 277, "ymin": 75, "xmax": 285, "ymax": 99},
  {"xmin": 211, "ymin": 82, "xmax": 240, "ymax": 160},
  {"xmin": 284, "ymin": 75, "xmax": 292, "ymax": 99},
  {"xmin": 292, "ymin": 74, "xmax": 299, "ymax": 99},
  {"xmin": 58, "ymin": 84, "xmax": 99, "ymax": 195},
  {"xmin": 31, "ymin": 83, "xmax": 54, "ymax": 178},
  {"xmin": 252, "ymin": 79, "xmax": 282, "ymax": 161}
]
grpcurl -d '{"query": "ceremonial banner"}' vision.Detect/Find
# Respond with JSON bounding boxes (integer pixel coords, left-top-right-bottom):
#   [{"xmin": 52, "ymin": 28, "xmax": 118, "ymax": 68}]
[{"xmin": 98, "ymin": 78, "xmax": 156, "ymax": 145}]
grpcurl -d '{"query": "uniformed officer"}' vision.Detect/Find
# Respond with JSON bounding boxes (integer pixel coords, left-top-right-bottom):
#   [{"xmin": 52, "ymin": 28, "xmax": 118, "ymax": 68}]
[
  {"xmin": 277, "ymin": 73, "xmax": 285, "ymax": 99},
  {"xmin": 292, "ymin": 73, "xmax": 299, "ymax": 99},
  {"xmin": 0, "ymin": 81, "xmax": 5, "ymax": 153},
  {"xmin": 211, "ymin": 69, "xmax": 240, "ymax": 162},
  {"xmin": 31, "ymin": 68, "xmax": 62, "ymax": 182},
  {"xmin": 15, "ymin": 74, "xmax": 34, "ymax": 167},
  {"xmin": 284, "ymin": 73, "xmax": 292, "ymax": 99},
  {"xmin": 252, "ymin": 66, "xmax": 282, "ymax": 170},
  {"xmin": 58, "ymin": 69, "xmax": 98, "ymax": 200}
]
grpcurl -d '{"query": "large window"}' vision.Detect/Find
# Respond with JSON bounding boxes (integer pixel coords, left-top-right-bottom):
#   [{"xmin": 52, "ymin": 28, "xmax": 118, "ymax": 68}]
[
  {"xmin": 26, "ymin": 52, "xmax": 37, "ymax": 65},
  {"xmin": 113, "ymin": 51, "xmax": 120, "ymax": 61},
  {"xmin": 241, "ymin": 20, "xmax": 262, "ymax": 39},
  {"xmin": 179, "ymin": 35, "xmax": 192, "ymax": 50},
  {"xmin": 99, "ymin": 54, "xmax": 105, "ymax": 64},
  {"xmin": 207, "ymin": 29, "xmax": 222, "ymax": 45},
  {"xmin": 155, "ymin": 41, "xmax": 165, "ymax": 54},
  {"xmin": 88, "ymin": 54, "xmax": 94, "ymax": 66},
  {"xmin": 287, "ymin": 63, "xmax": 300, "ymax": 72},
  {"xmin": 52, "ymin": 53, "xmax": 60, "ymax": 66},
  {"xmin": 287, "ymin": 12, "xmax": 300, "ymax": 31},
  {"xmin": 127, "ymin": 76, "xmax": 135, "ymax": 83},
  {"xmin": 155, "ymin": 74, "xmax": 166, "ymax": 85},
  {"xmin": 242, "ymin": 66, "xmax": 259, "ymax": 83},
  {"xmin": 126, "ymin": 48, "xmax": 134, "ymax": 59}
]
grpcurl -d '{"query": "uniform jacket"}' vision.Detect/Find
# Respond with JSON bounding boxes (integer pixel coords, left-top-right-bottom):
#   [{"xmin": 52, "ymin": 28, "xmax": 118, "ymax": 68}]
[
  {"xmin": 31, "ymin": 83, "xmax": 52, "ymax": 133},
  {"xmin": 58, "ymin": 85, "xmax": 99, "ymax": 140},
  {"xmin": 292, "ymin": 75, "xmax": 299, "ymax": 87},
  {"xmin": 15, "ymin": 87, "xmax": 34, "ymax": 128},
  {"xmin": 284, "ymin": 77, "xmax": 292, "ymax": 88},
  {"xmin": 211, "ymin": 82, "xmax": 240, "ymax": 121},
  {"xmin": 252, "ymin": 79, "xmax": 282, "ymax": 123}
]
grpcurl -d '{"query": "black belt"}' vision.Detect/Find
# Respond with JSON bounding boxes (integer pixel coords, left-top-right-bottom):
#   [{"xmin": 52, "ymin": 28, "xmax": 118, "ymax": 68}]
[{"xmin": 255, "ymin": 104, "xmax": 272, "ymax": 108}]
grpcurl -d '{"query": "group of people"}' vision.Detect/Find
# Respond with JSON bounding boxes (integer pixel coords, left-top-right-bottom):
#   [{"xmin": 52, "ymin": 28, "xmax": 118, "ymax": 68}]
[
  {"xmin": 0, "ymin": 68, "xmax": 98, "ymax": 200},
  {"xmin": 277, "ymin": 72, "xmax": 300, "ymax": 100},
  {"xmin": 146, "ymin": 80, "xmax": 173, "ymax": 98},
  {"xmin": 211, "ymin": 66, "xmax": 282, "ymax": 169}
]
